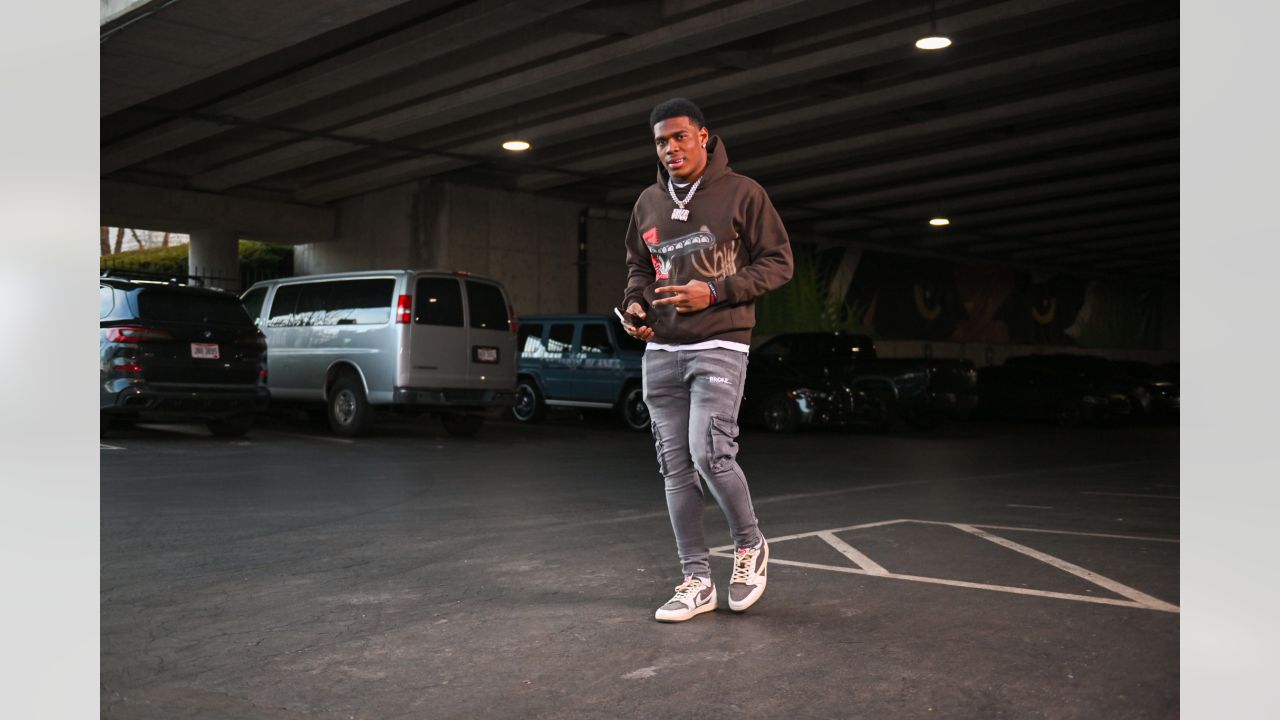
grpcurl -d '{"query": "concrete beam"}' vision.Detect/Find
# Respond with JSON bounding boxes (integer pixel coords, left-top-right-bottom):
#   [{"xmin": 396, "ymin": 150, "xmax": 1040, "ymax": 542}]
[
  {"xmin": 522, "ymin": 16, "xmax": 1176, "ymax": 192},
  {"xmin": 101, "ymin": 0, "xmax": 414, "ymax": 116},
  {"xmin": 828, "ymin": 183, "xmax": 1179, "ymax": 237},
  {"xmin": 761, "ymin": 133, "xmax": 1179, "ymax": 206},
  {"xmin": 101, "ymin": 181, "xmax": 335, "ymax": 244},
  {"xmin": 188, "ymin": 0, "xmax": 866, "ymax": 191},
  {"xmin": 101, "ymin": 0, "xmax": 594, "ymax": 172},
  {"xmin": 302, "ymin": 0, "xmax": 1161, "ymax": 204},
  {"xmin": 802, "ymin": 161, "xmax": 1179, "ymax": 217}
]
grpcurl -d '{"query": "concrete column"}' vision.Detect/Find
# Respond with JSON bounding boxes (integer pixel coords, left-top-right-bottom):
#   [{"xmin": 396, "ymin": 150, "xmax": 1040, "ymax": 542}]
[{"xmin": 188, "ymin": 230, "xmax": 240, "ymax": 293}]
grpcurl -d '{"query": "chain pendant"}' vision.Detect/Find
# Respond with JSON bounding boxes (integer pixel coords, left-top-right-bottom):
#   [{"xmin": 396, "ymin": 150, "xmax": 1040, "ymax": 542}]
[{"xmin": 671, "ymin": 208, "xmax": 689, "ymax": 221}]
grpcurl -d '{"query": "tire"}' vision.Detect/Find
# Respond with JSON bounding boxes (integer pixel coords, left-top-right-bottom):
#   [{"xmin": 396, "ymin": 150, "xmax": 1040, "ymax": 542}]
[
  {"xmin": 208, "ymin": 413, "xmax": 255, "ymax": 437},
  {"xmin": 328, "ymin": 374, "xmax": 373, "ymax": 437},
  {"xmin": 762, "ymin": 393, "xmax": 799, "ymax": 433},
  {"xmin": 617, "ymin": 384, "xmax": 650, "ymax": 432},
  {"xmin": 442, "ymin": 412, "xmax": 484, "ymax": 437},
  {"xmin": 858, "ymin": 388, "xmax": 897, "ymax": 432},
  {"xmin": 511, "ymin": 379, "xmax": 547, "ymax": 423}
]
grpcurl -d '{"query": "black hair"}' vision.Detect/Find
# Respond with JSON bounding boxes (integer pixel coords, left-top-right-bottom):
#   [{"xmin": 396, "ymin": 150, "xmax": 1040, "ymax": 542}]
[{"xmin": 649, "ymin": 98, "xmax": 706, "ymax": 129}]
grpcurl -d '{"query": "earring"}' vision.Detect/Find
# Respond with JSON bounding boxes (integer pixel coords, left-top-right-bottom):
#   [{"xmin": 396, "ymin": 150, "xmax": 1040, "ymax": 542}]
[{"xmin": 701, "ymin": 143, "xmax": 706, "ymax": 148}]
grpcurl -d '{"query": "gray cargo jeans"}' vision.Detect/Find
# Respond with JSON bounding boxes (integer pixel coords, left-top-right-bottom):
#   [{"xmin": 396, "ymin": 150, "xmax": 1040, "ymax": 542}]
[{"xmin": 643, "ymin": 347, "xmax": 761, "ymax": 579}]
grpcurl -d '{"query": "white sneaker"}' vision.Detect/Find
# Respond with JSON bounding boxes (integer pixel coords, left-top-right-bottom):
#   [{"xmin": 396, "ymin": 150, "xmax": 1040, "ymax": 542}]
[
  {"xmin": 654, "ymin": 576, "xmax": 717, "ymax": 623},
  {"xmin": 728, "ymin": 538, "xmax": 768, "ymax": 611}
]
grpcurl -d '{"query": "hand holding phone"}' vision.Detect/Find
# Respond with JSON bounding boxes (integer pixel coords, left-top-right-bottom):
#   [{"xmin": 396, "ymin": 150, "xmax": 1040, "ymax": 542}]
[{"xmin": 614, "ymin": 303, "xmax": 654, "ymax": 341}]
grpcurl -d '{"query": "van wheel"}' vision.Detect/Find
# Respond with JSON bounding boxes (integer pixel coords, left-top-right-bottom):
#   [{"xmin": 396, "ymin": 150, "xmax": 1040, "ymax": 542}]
[
  {"xmin": 511, "ymin": 379, "xmax": 546, "ymax": 423},
  {"xmin": 617, "ymin": 384, "xmax": 650, "ymax": 431},
  {"xmin": 328, "ymin": 374, "xmax": 373, "ymax": 437},
  {"xmin": 442, "ymin": 413, "xmax": 484, "ymax": 437},
  {"xmin": 208, "ymin": 414, "xmax": 255, "ymax": 437}
]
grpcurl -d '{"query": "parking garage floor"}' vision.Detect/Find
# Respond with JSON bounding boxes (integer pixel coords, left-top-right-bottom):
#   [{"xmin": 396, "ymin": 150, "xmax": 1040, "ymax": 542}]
[{"xmin": 101, "ymin": 413, "xmax": 1179, "ymax": 719}]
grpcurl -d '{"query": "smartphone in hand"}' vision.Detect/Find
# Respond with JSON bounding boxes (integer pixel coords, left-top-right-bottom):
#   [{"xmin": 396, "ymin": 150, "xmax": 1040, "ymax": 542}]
[{"xmin": 613, "ymin": 306, "xmax": 645, "ymax": 328}]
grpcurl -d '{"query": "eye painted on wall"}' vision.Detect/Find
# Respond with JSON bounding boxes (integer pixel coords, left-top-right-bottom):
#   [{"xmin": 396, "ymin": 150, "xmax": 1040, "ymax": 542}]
[
  {"xmin": 914, "ymin": 283, "xmax": 942, "ymax": 320},
  {"xmin": 1031, "ymin": 296, "xmax": 1057, "ymax": 325}
]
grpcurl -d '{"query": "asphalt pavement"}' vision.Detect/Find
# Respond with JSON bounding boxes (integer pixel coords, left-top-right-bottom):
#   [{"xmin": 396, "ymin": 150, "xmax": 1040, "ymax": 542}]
[{"xmin": 101, "ymin": 410, "xmax": 1179, "ymax": 719}]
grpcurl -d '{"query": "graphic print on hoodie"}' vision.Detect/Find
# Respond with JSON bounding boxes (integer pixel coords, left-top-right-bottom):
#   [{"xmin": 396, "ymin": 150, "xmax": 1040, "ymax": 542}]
[{"xmin": 623, "ymin": 136, "xmax": 794, "ymax": 346}]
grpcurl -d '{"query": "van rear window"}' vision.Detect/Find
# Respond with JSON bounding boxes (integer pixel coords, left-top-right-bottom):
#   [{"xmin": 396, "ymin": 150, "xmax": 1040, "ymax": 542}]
[
  {"xmin": 466, "ymin": 281, "xmax": 508, "ymax": 331},
  {"xmin": 137, "ymin": 290, "xmax": 252, "ymax": 325},
  {"xmin": 415, "ymin": 277, "xmax": 463, "ymax": 327}
]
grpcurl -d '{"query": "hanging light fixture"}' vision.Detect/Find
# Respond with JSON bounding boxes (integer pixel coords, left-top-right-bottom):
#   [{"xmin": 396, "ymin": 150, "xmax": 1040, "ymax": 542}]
[
  {"xmin": 502, "ymin": 105, "xmax": 531, "ymax": 152},
  {"xmin": 929, "ymin": 217, "xmax": 951, "ymax": 227},
  {"xmin": 915, "ymin": 0, "xmax": 952, "ymax": 50}
]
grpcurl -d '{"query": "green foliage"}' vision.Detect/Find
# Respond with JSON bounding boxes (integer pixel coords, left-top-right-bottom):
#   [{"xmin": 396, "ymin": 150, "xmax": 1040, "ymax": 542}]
[
  {"xmin": 754, "ymin": 247, "xmax": 868, "ymax": 336},
  {"xmin": 100, "ymin": 241, "xmax": 293, "ymax": 281}
]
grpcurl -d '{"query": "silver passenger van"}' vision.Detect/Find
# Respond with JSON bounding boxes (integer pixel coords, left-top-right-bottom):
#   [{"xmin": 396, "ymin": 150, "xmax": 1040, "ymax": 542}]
[{"xmin": 241, "ymin": 270, "xmax": 516, "ymax": 437}]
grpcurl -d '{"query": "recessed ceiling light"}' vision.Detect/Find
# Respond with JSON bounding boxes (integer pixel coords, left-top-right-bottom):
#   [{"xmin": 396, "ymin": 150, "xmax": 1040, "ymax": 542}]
[
  {"xmin": 915, "ymin": 35, "xmax": 952, "ymax": 50},
  {"xmin": 929, "ymin": 217, "xmax": 950, "ymax": 227},
  {"xmin": 502, "ymin": 140, "xmax": 531, "ymax": 152}
]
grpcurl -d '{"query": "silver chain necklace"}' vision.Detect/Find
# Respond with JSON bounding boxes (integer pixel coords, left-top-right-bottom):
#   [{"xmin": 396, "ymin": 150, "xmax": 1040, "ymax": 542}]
[{"xmin": 666, "ymin": 176, "xmax": 702, "ymax": 222}]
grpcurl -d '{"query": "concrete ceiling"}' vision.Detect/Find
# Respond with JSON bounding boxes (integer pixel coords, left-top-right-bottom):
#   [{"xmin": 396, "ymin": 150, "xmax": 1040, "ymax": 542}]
[{"xmin": 101, "ymin": 0, "xmax": 1179, "ymax": 280}]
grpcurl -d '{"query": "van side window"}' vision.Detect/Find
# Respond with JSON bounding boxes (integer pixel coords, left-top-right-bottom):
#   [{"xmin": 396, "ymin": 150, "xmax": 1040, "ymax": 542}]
[
  {"xmin": 580, "ymin": 323, "xmax": 614, "ymax": 356},
  {"xmin": 414, "ymin": 277, "xmax": 463, "ymax": 327},
  {"xmin": 295, "ymin": 283, "xmax": 332, "ymax": 326},
  {"xmin": 268, "ymin": 284, "xmax": 303, "ymax": 326},
  {"xmin": 465, "ymin": 281, "xmax": 508, "ymax": 330},
  {"xmin": 518, "ymin": 323, "xmax": 545, "ymax": 357},
  {"xmin": 547, "ymin": 324, "xmax": 574, "ymax": 354},
  {"xmin": 328, "ymin": 279, "xmax": 394, "ymax": 325},
  {"xmin": 240, "ymin": 287, "xmax": 267, "ymax": 321}
]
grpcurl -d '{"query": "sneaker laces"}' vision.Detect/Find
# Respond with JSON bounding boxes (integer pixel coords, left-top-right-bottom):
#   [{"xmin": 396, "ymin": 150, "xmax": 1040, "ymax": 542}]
[
  {"xmin": 670, "ymin": 577, "xmax": 704, "ymax": 602},
  {"xmin": 731, "ymin": 546, "xmax": 758, "ymax": 584}
]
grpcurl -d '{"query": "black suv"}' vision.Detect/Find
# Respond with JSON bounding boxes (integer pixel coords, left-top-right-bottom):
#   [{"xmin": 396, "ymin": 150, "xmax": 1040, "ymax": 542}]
[{"xmin": 99, "ymin": 278, "xmax": 269, "ymax": 436}]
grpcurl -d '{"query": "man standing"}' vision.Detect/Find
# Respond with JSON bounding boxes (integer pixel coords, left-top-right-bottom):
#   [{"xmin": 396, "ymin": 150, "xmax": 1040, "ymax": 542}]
[{"xmin": 619, "ymin": 98, "xmax": 793, "ymax": 622}]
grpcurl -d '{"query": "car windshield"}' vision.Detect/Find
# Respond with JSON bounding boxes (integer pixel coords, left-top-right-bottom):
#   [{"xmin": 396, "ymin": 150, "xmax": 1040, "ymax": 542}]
[{"xmin": 137, "ymin": 289, "xmax": 252, "ymax": 325}]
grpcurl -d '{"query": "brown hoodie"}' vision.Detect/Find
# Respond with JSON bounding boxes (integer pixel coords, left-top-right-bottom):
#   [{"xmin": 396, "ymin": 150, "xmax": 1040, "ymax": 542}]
[{"xmin": 621, "ymin": 136, "xmax": 793, "ymax": 346}]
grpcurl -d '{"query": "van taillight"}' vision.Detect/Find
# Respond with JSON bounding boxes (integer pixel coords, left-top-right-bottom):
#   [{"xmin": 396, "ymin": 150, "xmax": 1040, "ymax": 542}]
[
  {"xmin": 396, "ymin": 295, "xmax": 413, "ymax": 323},
  {"xmin": 508, "ymin": 302, "xmax": 518, "ymax": 333},
  {"xmin": 106, "ymin": 326, "xmax": 173, "ymax": 343}
]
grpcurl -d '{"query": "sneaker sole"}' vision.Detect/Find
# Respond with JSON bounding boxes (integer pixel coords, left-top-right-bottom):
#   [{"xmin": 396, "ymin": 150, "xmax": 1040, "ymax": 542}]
[{"xmin": 728, "ymin": 541, "xmax": 769, "ymax": 612}]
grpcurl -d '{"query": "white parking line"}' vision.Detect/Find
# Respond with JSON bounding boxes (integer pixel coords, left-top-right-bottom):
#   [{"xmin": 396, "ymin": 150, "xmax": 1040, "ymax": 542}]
[
  {"xmin": 711, "ymin": 518, "xmax": 1179, "ymax": 613},
  {"xmin": 953, "ymin": 523, "xmax": 1180, "ymax": 613},
  {"xmin": 1081, "ymin": 491, "xmax": 1178, "ymax": 499},
  {"xmin": 817, "ymin": 532, "xmax": 889, "ymax": 575}
]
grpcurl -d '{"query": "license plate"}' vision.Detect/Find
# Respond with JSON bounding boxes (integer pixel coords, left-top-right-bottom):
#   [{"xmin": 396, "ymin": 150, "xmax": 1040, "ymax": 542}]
[
  {"xmin": 474, "ymin": 346, "xmax": 498, "ymax": 363},
  {"xmin": 191, "ymin": 342, "xmax": 220, "ymax": 360}
]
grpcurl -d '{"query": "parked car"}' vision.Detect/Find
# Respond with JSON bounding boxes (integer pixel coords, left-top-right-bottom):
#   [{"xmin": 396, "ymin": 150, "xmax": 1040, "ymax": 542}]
[
  {"xmin": 100, "ymin": 277, "xmax": 269, "ymax": 436},
  {"xmin": 241, "ymin": 270, "xmax": 516, "ymax": 437},
  {"xmin": 976, "ymin": 353, "xmax": 1135, "ymax": 426},
  {"xmin": 512, "ymin": 313, "xmax": 649, "ymax": 431},
  {"xmin": 741, "ymin": 332, "xmax": 977, "ymax": 432},
  {"xmin": 1106, "ymin": 360, "xmax": 1179, "ymax": 422}
]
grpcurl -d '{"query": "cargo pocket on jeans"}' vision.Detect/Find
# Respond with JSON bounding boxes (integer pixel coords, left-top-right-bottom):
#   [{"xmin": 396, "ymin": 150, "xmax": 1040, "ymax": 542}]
[{"xmin": 708, "ymin": 415, "xmax": 740, "ymax": 473}]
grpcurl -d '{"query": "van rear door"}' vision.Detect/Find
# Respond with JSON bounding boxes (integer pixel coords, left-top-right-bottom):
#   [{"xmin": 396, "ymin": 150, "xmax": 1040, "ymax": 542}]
[
  {"xmin": 463, "ymin": 279, "xmax": 516, "ymax": 390},
  {"xmin": 406, "ymin": 275, "xmax": 469, "ymax": 388}
]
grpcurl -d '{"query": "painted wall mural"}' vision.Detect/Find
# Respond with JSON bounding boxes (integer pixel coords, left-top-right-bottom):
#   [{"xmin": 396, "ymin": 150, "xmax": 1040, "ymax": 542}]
[{"xmin": 754, "ymin": 245, "xmax": 1170, "ymax": 350}]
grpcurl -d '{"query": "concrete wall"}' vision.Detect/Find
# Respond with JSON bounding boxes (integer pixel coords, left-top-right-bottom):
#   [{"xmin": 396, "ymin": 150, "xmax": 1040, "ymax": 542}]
[{"xmin": 295, "ymin": 180, "xmax": 631, "ymax": 318}]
